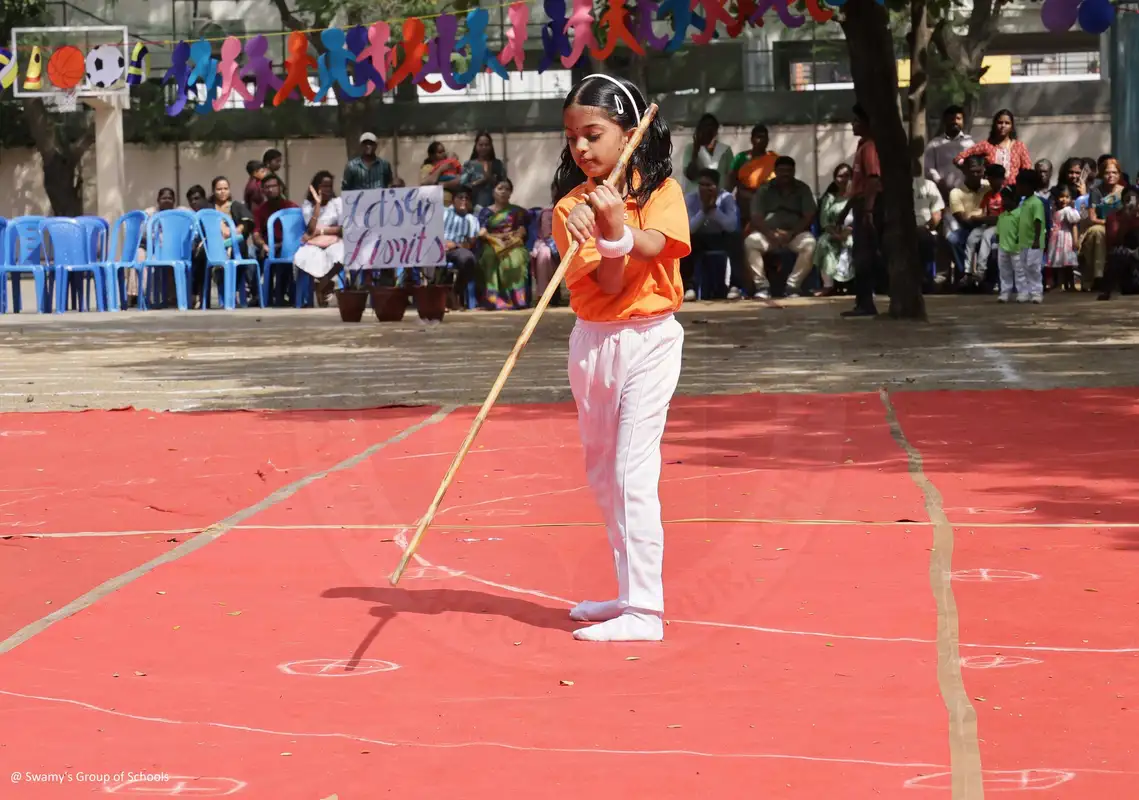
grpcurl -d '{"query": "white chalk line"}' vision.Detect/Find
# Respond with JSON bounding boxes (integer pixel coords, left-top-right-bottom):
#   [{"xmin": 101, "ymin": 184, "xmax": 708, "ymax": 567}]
[
  {"xmin": 387, "ymin": 534, "xmax": 1139, "ymax": 657},
  {"xmin": 16, "ymin": 517, "xmax": 1139, "ymax": 539},
  {"xmin": 960, "ymin": 328, "xmax": 1025, "ymax": 386},
  {"xmin": 4, "ymin": 687, "xmax": 1132, "ymax": 778}
]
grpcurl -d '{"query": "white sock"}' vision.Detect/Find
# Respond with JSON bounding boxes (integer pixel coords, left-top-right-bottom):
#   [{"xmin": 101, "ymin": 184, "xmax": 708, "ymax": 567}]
[
  {"xmin": 569, "ymin": 599, "xmax": 623, "ymax": 622},
  {"xmin": 572, "ymin": 610, "xmax": 663, "ymax": 642}
]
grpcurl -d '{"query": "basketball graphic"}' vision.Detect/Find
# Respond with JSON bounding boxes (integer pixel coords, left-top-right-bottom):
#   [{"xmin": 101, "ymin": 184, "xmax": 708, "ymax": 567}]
[
  {"xmin": 47, "ymin": 45, "xmax": 85, "ymax": 89},
  {"xmin": 85, "ymin": 44, "xmax": 125, "ymax": 89}
]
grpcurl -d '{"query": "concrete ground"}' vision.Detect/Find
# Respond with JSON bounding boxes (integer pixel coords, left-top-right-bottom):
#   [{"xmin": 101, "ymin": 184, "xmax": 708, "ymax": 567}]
[{"xmin": 1, "ymin": 292, "xmax": 1136, "ymax": 412}]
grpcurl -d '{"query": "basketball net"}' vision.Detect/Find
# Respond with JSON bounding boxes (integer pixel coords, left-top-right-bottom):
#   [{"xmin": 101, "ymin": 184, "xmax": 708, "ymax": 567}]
[{"xmin": 46, "ymin": 89, "xmax": 79, "ymax": 114}]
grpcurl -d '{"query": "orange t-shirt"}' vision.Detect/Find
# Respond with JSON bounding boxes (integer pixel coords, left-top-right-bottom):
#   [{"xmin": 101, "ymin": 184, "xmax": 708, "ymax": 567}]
[{"xmin": 553, "ymin": 177, "xmax": 691, "ymax": 323}]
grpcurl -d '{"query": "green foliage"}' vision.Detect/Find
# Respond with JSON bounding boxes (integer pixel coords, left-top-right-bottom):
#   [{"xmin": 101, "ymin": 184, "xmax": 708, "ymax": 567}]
[{"xmin": 0, "ymin": 0, "xmax": 48, "ymax": 37}]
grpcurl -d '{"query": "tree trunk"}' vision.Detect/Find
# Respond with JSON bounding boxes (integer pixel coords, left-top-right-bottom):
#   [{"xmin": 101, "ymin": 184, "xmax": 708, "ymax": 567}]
[
  {"xmin": 841, "ymin": 0, "xmax": 926, "ymax": 320},
  {"xmin": 908, "ymin": 0, "xmax": 931, "ymax": 160},
  {"xmin": 23, "ymin": 98, "xmax": 92, "ymax": 216}
]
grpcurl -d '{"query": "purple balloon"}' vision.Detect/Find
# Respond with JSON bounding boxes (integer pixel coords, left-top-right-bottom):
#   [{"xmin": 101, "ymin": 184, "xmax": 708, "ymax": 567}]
[
  {"xmin": 1041, "ymin": 0, "xmax": 1080, "ymax": 32},
  {"xmin": 1077, "ymin": 0, "xmax": 1115, "ymax": 35}
]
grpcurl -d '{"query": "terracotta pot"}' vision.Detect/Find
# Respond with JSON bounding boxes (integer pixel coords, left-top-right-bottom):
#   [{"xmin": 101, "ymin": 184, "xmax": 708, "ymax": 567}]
[
  {"xmin": 370, "ymin": 286, "xmax": 408, "ymax": 322},
  {"xmin": 413, "ymin": 285, "xmax": 449, "ymax": 322},
  {"xmin": 335, "ymin": 289, "xmax": 369, "ymax": 323}
]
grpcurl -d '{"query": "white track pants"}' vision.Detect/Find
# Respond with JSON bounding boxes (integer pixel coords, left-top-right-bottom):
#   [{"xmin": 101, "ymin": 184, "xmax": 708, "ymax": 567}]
[{"xmin": 568, "ymin": 313, "xmax": 684, "ymax": 614}]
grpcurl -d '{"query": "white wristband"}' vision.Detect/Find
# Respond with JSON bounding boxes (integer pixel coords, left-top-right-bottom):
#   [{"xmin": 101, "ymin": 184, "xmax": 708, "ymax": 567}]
[{"xmin": 595, "ymin": 225, "xmax": 634, "ymax": 258}]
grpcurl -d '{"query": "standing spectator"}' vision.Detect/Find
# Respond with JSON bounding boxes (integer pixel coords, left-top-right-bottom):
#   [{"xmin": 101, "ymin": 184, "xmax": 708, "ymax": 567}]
[
  {"xmin": 1047, "ymin": 184, "xmax": 1080, "ymax": 290},
  {"xmin": 1016, "ymin": 169, "xmax": 1047, "ymax": 303},
  {"xmin": 262, "ymin": 148, "xmax": 285, "ymax": 196},
  {"xmin": 924, "ymin": 105, "xmax": 974, "ymax": 201},
  {"xmin": 953, "ymin": 109, "xmax": 1032, "ymax": 185},
  {"xmin": 745, "ymin": 156, "xmax": 817, "ymax": 298},
  {"xmin": 812, "ymin": 164, "xmax": 855, "ymax": 296},
  {"xmin": 843, "ymin": 104, "xmax": 881, "ymax": 317},
  {"xmin": 461, "ymin": 131, "xmax": 508, "ymax": 209},
  {"xmin": 342, "ymin": 132, "xmax": 394, "ymax": 191},
  {"xmin": 681, "ymin": 113, "xmax": 734, "ymax": 194},
  {"xmin": 946, "ymin": 156, "xmax": 991, "ymax": 282},
  {"xmin": 442, "ymin": 186, "xmax": 481, "ymax": 308},
  {"xmin": 244, "ymin": 160, "xmax": 267, "ymax": 215},
  {"xmin": 726, "ymin": 124, "xmax": 778, "ymax": 218},
  {"xmin": 681, "ymin": 168, "xmax": 748, "ymax": 301},
  {"xmin": 1097, "ymin": 188, "xmax": 1139, "ymax": 300},
  {"xmin": 419, "ymin": 141, "xmax": 463, "ymax": 205}
]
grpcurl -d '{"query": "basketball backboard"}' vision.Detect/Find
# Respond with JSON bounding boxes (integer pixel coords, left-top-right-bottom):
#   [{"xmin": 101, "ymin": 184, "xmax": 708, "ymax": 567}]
[{"xmin": 9, "ymin": 25, "xmax": 131, "ymax": 111}]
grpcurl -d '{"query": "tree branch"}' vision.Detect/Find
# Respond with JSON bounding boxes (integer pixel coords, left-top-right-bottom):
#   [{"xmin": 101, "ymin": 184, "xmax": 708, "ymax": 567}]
[
  {"xmin": 269, "ymin": 0, "xmax": 307, "ymax": 31},
  {"xmin": 22, "ymin": 98, "xmax": 60, "ymax": 156},
  {"xmin": 70, "ymin": 120, "xmax": 96, "ymax": 162}
]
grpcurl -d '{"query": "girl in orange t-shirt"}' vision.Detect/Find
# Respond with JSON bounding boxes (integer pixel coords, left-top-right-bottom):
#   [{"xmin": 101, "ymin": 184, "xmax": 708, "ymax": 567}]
[{"xmin": 551, "ymin": 74, "xmax": 691, "ymax": 643}]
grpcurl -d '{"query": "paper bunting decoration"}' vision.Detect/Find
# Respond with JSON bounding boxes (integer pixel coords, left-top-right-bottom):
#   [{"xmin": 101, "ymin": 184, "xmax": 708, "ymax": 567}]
[{"xmin": 107, "ymin": 0, "xmax": 844, "ymax": 116}]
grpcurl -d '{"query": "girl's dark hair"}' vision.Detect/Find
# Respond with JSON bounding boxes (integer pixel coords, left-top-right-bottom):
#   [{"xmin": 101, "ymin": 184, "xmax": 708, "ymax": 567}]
[
  {"xmin": 424, "ymin": 140, "xmax": 444, "ymax": 165},
  {"xmin": 310, "ymin": 170, "xmax": 335, "ymax": 196},
  {"xmin": 470, "ymin": 131, "xmax": 496, "ymax": 161},
  {"xmin": 823, "ymin": 163, "xmax": 852, "ymax": 198},
  {"xmin": 553, "ymin": 75, "xmax": 672, "ymax": 207},
  {"xmin": 988, "ymin": 109, "xmax": 1017, "ymax": 142},
  {"xmin": 1000, "ymin": 186, "xmax": 1020, "ymax": 209},
  {"xmin": 1052, "ymin": 183, "xmax": 1073, "ymax": 200}
]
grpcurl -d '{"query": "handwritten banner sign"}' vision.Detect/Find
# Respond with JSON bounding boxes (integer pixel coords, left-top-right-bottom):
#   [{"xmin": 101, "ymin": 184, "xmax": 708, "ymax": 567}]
[{"xmin": 343, "ymin": 186, "xmax": 446, "ymax": 270}]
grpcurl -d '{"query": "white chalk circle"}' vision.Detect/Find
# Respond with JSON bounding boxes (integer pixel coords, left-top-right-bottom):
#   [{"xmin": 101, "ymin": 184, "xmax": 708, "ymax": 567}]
[
  {"xmin": 950, "ymin": 569, "xmax": 1040, "ymax": 583},
  {"xmin": 278, "ymin": 658, "xmax": 401, "ymax": 677},
  {"xmin": 960, "ymin": 654, "xmax": 1043, "ymax": 669},
  {"xmin": 104, "ymin": 776, "xmax": 246, "ymax": 795},
  {"xmin": 904, "ymin": 769, "xmax": 1074, "ymax": 791},
  {"xmin": 400, "ymin": 565, "xmax": 462, "ymax": 581}
]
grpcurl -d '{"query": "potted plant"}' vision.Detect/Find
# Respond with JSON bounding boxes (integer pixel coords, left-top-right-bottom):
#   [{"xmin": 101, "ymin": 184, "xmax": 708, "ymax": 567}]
[
  {"xmin": 334, "ymin": 267, "xmax": 370, "ymax": 323},
  {"xmin": 369, "ymin": 269, "xmax": 409, "ymax": 322},
  {"xmin": 412, "ymin": 264, "xmax": 452, "ymax": 322}
]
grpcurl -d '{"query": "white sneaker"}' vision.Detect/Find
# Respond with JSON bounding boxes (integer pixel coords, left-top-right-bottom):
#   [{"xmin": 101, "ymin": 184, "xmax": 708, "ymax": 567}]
[
  {"xmin": 726, "ymin": 287, "xmax": 742, "ymax": 300},
  {"xmin": 1030, "ymin": 294, "xmax": 1043, "ymax": 304},
  {"xmin": 998, "ymin": 293, "xmax": 1011, "ymax": 303},
  {"xmin": 1016, "ymin": 294, "xmax": 1030, "ymax": 303},
  {"xmin": 683, "ymin": 289, "xmax": 696, "ymax": 301},
  {"xmin": 754, "ymin": 289, "xmax": 770, "ymax": 300}
]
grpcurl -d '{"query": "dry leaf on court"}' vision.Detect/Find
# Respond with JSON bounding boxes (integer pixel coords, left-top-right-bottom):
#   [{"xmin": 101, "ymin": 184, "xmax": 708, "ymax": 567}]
[
  {"xmin": 1085, "ymin": 588, "xmax": 1098, "ymax": 592},
  {"xmin": 280, "ymin": 752, "xmax": 292, "ymax": 757},
  {"xmin": 227, "ymin": 611, "xmax": 242, "ymax": 616},
  {"xmin": 134, "ymin": 671, "xmax": 147, "ymax": 677},
  {"xmin": 559, "ymin": 680, "xmax": 574, "ymax": 686},
  {"xmin": 667, "ymin": 724, "xmax": 682, "ymax": 729},
  {"xmin": 625, "ymin": 656, "xmax": 640, "ymax": 661}
]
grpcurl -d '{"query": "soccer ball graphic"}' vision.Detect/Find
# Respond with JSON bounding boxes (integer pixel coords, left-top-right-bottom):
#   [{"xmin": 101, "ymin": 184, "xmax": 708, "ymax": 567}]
[{"xmin": 84, "ymin": 44, "xmax": 125, "ymax": 89}]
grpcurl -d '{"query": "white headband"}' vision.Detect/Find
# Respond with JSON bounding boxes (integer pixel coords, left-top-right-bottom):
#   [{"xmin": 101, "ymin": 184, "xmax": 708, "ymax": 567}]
[{"xmin": 582, "ymin": 73, "xmax": 641, "ymax": 123}]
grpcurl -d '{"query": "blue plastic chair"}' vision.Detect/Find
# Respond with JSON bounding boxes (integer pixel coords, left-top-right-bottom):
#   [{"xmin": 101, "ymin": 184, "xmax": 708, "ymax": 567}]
[
  {"xmin": 101, "ymin": 211, "xmax": 147, "ymax": 310},
  {"xmin": 197, "ymin": 208, "xmax": 264, "ymax": 309},
  {"xmin": 263, "ymin": 207, "xmax": 307, "ymax": 307},
  {"xmin": 41, "ymin": 218, "xmax": 106, "ymax": 313},
  {"xmin": 76, "ymin": 216, "xmax": 110, "ymax": 262},
  {"xmin": 141, "ymin": 210, "xmax": 195, "ymax": 310},
  {"xmin": 0, "ymin": 215, "xmax": 52, "ymax": 313}
]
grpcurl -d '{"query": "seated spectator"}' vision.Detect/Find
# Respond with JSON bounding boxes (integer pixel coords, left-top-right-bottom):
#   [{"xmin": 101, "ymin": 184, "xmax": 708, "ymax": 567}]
[
  {"xmin": 965, "ymin": 163, "xmax": 1005, "ymax": 285},
  {"xmin": 681, "ymin": 168, "xmax": 747, "ymax": 301},
  {"xmin": 812, "ymin": 164, "xmax": 854, "ymax": 296},
  {"xmin": 476, "ymin": 178, "xmax": 530, "ymax": 310},
  {"xmin": 745, "ymin": 155, "xmax": 817, "ymax": 299},
  {"xmin": 251, "ymin": 174, "xmax": 300, "ymax": 303},
  {"xmin": 946, "ymin": 156, "xmax": 990, "ymax": 281},
  {"xmin": 727, "ymin": 124, "xmax": 778, "ymax": 217},
  {"xmin": 1081, "ymin": 157, "xmax": 1125, "ymax": 290},
  {"xmin": 296, "ymin": 171, "xmax": 346, "ymax": 305},
  {"xmin": 912, "ymin": 157, "xmax": 945, "ymax": 271},
  {"xmin": 210, "ymin": 175, "xmax": 257, "ymax": 302},
  {"xmin": 443, "ymin": 186, "xmax": 481, "ymax": 308},
  {"xmin": 1098, "ymin": 188, "xmax": 1139, "ymax": 300},
  {"xmin": 530, "ymin": 184, "xmax": 560, "ymax": 301}
]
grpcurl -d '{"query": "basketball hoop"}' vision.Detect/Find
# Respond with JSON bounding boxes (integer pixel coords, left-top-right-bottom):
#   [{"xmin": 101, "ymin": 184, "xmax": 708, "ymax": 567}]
[{"xmin": 46, "ymin": 89, "xmax": 78, "ymax": 113}]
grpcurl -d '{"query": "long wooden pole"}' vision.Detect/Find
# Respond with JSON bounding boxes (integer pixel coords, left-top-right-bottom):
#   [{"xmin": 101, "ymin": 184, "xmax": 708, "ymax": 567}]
[{"xmin": 390, "ymin": 103, "xmax": 659, "ymax": 585}]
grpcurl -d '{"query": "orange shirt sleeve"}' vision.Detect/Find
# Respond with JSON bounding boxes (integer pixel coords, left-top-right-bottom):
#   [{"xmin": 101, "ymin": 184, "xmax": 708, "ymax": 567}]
[
  {"xmin": 638, "ymin": 178, "xmax": 692, "ymax": 259},
  {"xmin": 553, "ymin": 190, "xmax": 604, "ymax": 285}
]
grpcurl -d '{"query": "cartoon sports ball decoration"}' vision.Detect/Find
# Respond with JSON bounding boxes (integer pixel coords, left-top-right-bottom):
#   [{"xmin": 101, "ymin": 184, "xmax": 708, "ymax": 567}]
[
  {"xmin": 47, "ymin": 45, "xmax": 86, "ymax": 89},
  {"xmin": 1040, "ymin": 0, "xmax": 1117, "ymax": 33},
  {"xmin": 85, "ymin": 44, "xmax": 125, "ymax": 88}
]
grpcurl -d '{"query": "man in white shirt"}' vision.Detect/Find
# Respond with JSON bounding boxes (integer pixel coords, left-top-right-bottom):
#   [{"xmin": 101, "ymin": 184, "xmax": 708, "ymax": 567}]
[
  {"xmin": 924, "ymin": 105, "xmax": 974, "ymax": 199},
  {"xmin": 682, "ymin": 168, "xmax": 750, "ymax": 300},
  {"xmin": 681, "ymin": 113, "xmax": 734, "ymax": 194},
  {"xmin": 913, "ymin": 158, "xmax": 945, "ymax": 273}
]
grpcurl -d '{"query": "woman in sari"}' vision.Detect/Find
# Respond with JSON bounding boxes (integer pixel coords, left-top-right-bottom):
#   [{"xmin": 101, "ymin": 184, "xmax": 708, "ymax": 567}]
[
  {"xmin": 477, "ymin": 178, "xmax": 530, "ymax": 309},
  {"xmin": 812, "ymin": 164, "xmax": 855, "ymax": 295},
  {"xmin": 1080, "ymin": 157, "xmax": 1125, "ymax": 290}
]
